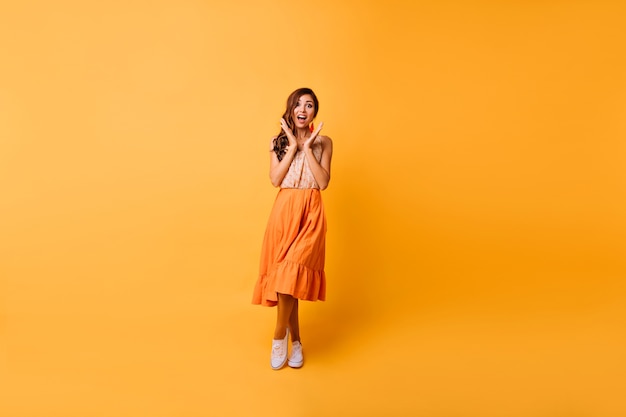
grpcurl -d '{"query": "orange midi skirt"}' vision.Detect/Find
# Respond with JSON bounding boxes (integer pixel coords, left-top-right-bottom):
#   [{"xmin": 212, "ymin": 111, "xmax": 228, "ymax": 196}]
[{"xmin": 252, "ymin": 188, "xmax": 327, "ymax": 307}]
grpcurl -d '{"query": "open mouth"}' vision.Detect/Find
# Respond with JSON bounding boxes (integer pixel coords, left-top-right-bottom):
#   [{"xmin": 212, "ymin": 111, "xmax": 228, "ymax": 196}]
[{"xmin": 297, "ymin": 115, "xmax": 307, "ymax": 122}]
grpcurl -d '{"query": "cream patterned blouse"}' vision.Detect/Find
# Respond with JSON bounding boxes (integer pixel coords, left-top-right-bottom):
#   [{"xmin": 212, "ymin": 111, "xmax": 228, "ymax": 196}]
[{"xmin": 280, "ymin": 139, "xmax": 323, "ymax": 189}]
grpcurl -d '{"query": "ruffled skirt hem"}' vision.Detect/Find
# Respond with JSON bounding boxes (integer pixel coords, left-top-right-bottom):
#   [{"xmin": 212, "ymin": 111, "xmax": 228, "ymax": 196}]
[{"xmin": 252, "ymin": 259, "xmax": 326, "ymax": 307}]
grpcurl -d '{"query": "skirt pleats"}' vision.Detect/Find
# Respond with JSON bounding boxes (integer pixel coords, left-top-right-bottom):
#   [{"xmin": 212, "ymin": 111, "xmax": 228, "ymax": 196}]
[{"xmin": 252, "ymin": 188, "xmax": 326, "ymax": 307}]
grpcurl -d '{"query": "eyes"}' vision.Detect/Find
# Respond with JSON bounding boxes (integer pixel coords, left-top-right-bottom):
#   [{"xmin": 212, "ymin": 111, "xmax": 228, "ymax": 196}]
[{"xmin": 295, "ymin": 102, "xmax": 314, "ymax": 110}]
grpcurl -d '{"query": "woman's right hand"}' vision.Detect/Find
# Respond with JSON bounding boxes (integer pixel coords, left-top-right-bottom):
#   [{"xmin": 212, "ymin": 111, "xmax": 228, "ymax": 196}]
[{"xmin": 280, "ymin": 118, "xmax": 298, "ymax": 149}]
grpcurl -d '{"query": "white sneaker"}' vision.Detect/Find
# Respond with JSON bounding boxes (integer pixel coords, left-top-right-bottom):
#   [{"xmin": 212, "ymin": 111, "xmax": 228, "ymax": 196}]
[
  {"xmin": 270, "ymin": 329, "xmax": 289, "ymax": 370},
  {"xmin": 288, "ymin": 341, "xmax": 303, "ymax": 368}
]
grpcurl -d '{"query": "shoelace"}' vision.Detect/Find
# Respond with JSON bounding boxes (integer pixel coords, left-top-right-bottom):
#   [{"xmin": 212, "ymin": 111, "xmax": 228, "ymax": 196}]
[
  {"xmin": 291, "ymin": 344, "xmax": 301, "ymax": 354},
  {"xmin": 271, "ymin": 343, "xmax": 286, "ymax": 357}
]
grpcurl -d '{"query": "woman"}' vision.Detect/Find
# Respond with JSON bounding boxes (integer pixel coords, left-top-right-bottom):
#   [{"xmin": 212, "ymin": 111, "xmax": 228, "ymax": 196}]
[{"xmin": 252, "ymin": 87, "xmax": 333, "ymax": 370}]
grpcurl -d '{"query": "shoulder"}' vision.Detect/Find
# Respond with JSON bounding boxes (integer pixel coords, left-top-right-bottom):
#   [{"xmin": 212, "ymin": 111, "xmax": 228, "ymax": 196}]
[
  {"xmin": 318, "ymin": 135, "xmax": 332, "ymax": 144},
  {"xmin": 269, "ymin": 136, "xmax": 277, "ymax": 151},
  {"xmin": 319, "ymin": 135, "xmax": 333, "ymax": 149}
]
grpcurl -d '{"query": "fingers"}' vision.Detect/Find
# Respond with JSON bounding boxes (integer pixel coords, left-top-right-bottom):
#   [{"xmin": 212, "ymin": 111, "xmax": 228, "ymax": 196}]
[
  {"xmin": 303, "ymin": 126, "xmax": 323, "ymax": 150},
  {"xmin": 280, "ymin": 119, "xmax": 298, "ymax": 146},
  {"xmin": 280, "ymin": 118, "xmax": 294, "ymax": 135},
  {"xmin": 311, "ymin": 121, "xmax": 324, "ymax": 138}
]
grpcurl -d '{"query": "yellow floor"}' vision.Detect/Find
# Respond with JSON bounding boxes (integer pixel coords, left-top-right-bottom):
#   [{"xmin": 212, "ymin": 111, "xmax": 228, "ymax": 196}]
[{"xmin": 3, "ymin": 276, "xmax": 624, "ymax": 416}]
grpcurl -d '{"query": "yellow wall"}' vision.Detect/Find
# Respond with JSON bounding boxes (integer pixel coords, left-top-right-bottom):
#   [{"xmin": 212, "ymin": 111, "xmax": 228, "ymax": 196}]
[{"xmin": 1, "ymin": 1, "xmax": 624, "ymax": 416}]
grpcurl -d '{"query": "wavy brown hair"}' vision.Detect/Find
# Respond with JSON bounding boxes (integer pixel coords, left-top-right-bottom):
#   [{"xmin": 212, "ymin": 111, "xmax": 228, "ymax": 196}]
[{"xmin": 273, "ymin": 88, "xmax": 319, "ymax": 161}]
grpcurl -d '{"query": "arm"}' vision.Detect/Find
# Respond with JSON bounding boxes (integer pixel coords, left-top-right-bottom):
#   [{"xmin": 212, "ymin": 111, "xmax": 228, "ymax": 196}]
[
  {"xmin": 304, "ymin": 135, "xmax": 333, "ymax": 190},
  {"xmin": 269, "ymin": 137, "xmax": 297, "ymax": 187}
]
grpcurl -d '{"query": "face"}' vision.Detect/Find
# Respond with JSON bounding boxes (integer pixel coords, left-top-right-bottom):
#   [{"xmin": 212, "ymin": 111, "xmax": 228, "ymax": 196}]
[{"xmin": 292, "ymin": 94, "xmax": 316, "ymax": 129}]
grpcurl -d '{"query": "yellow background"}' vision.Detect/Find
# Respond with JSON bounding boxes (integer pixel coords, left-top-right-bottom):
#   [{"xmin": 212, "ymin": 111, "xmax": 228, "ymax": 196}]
[{"xmin": 1, "ymin": 0, "xmax": 625, "ymax": 416}]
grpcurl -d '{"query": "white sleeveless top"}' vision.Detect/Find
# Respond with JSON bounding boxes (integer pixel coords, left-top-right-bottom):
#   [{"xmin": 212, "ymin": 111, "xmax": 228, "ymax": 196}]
[{"xmin": 280, "ymin": 139, "xmax": 323, "ymax": 189}]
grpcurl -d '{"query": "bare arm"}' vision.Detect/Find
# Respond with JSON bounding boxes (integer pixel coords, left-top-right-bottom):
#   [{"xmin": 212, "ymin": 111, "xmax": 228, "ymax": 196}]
[
  {"xmin": 304, "ymin": 135, "xmax": 333, "ymax": 190},
  {"xmin": 269, "ymin": 138, "xmax": 297, "ymax": 187}
]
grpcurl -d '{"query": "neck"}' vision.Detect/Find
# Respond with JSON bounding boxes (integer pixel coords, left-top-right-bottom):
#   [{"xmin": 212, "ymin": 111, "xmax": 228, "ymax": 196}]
[{"xmin": 295, "ymin": 127, "xmax": 309, "ymax": 140}]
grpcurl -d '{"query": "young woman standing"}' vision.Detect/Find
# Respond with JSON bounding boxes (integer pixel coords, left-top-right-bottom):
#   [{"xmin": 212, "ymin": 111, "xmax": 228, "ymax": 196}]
[{"xmin": 252, "ymin": 88, "xmax": 333, "ymax": 370}]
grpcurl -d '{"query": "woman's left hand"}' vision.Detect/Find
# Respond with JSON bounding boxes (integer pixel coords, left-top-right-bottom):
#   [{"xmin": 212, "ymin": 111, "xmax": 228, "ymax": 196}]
[{"xmin": 302, "ymin": 122, "xmax": 324, "ymax": 151}]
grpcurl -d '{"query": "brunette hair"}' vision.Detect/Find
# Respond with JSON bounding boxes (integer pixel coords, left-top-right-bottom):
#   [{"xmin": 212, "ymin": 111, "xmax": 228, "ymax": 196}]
[{"xmin": 273, "ymin": 88, "xmax": 319, "ymax": 161}]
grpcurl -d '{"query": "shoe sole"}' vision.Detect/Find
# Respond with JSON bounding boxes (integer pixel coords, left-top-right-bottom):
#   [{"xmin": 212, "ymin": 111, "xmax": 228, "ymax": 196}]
[
  {"xmin": 287, "ymin": 359, "xmax": 303, "ymax": 368},
  {"xmin": 271, "ymin": 357, "xmax": 287, "ymax": 370}
]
